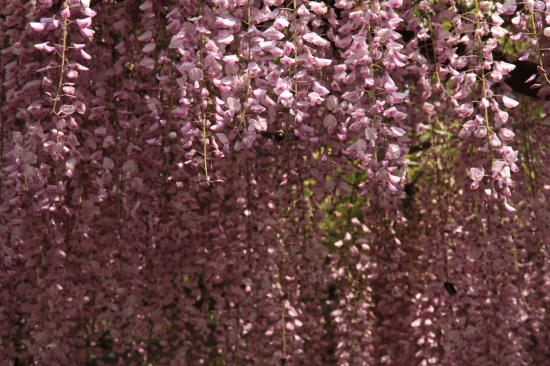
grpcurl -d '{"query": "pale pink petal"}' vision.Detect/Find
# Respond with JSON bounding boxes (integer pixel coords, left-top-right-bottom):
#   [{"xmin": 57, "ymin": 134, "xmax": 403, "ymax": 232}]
[
  {"xmin": 76, "ymin": 17, "xmax": 92, "ymax": 29},
  {"xmin": 502, "ymin": 96, "xmax": 519, "ymax": 108},
  {"xmin": 30, "ymin": 22, "xmax": 45, "ymax": 32}
]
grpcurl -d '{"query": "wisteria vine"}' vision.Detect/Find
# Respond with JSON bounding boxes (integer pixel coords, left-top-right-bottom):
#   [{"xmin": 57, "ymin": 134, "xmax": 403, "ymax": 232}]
[{"xmin": 1, "ymin": 0, "xmax": 550, "ymax": 364}]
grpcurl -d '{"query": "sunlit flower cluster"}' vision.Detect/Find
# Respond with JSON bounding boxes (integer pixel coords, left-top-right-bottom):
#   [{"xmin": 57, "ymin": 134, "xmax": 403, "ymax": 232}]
[{"xmin": 0, "ymin": 0, "xmax": 549, "ymax": 364}]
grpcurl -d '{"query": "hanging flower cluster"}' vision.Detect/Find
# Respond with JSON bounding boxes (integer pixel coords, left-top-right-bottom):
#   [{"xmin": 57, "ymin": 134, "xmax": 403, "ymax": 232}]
[{"xmin": 1, "ymin": 0, "xmax": 550, "ymax": 364}]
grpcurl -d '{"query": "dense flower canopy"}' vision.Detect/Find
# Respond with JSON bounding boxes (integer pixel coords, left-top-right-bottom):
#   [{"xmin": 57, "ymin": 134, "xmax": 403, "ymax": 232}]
[{"xmin": 1, "ymin": 0, "xmax": 550, "ymax": 364}]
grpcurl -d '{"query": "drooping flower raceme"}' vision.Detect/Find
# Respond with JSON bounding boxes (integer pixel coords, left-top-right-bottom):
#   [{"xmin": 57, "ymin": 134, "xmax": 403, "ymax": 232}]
[{"xmin": 1, "ymin": 0, "xmax": 550, "ymax": 365}]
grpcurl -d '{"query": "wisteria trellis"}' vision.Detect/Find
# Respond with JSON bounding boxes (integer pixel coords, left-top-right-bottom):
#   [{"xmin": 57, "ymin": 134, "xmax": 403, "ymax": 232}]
[{"xmin": 1, "ymin": 0, "xmax": 550, "ymax": 364}]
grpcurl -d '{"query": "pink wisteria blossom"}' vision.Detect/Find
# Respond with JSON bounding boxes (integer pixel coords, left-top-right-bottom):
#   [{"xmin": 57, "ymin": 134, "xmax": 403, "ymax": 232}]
[{"xmin": 1, "ymin": 0, "xmax": 550, "ymax": 365}]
